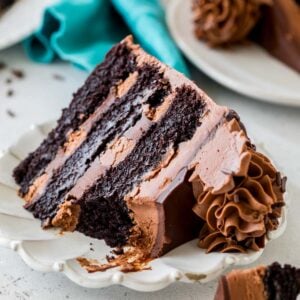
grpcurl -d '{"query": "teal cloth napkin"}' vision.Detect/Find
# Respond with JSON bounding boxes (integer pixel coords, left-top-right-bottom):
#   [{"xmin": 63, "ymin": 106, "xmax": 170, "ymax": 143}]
[{"xmin": 24, "ymin": 0, "xmax": 189, "ymax": 75}]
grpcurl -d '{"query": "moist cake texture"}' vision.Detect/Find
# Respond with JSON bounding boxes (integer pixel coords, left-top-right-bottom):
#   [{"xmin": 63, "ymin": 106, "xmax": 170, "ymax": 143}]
[
  {"xmin": 13, "ymin": 36, "xmax": 285, "ymax": 260},
  {"xmin": 215, "ymin": 262, "xmax": 300, "ymax": 300}
]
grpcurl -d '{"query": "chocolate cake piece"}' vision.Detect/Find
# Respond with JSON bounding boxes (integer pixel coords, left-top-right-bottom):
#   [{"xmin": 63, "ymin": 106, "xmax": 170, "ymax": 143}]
[
  {"xmin": 192, "ymin": 0, "xmax": 300, "ymax": 73},
  {"xmin": 13, "ymin": 36, "xmax": 285, "ymax": 261},
  {"xmin": 215, "ymin": 263, "xmax": 300, "ymax": 300}
]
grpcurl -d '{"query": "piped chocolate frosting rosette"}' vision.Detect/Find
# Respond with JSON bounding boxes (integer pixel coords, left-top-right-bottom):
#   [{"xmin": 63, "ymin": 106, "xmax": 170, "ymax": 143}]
[
  {"xmin": 190, "ymin": 117, "xmax": 286, "ymax": 253},
  {"xmin": 192, "ymin": 0, "xmax": 272, "ymax": 46}
]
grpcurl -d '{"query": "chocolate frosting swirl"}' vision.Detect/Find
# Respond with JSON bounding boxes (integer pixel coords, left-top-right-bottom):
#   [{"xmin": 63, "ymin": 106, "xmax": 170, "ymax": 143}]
[
  {"xmin": 192, "ymin": 0, "xmax": 272, "ymax": 46},
  {"xmin": 192, "ymin": 128, "xmax": 285, "ymax": 253}
]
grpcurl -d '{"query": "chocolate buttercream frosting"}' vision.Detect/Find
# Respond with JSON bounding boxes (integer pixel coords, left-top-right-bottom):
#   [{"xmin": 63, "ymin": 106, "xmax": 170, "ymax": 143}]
[
  {"xmin": 192, "ymin": 0, "xmax": 272, "ymax": 46},
  {"xmin": 192, "ymin": 0, "xmax": 300, "ymax": 73},
  {"xmin": 215, "ymin": 266, "xmax": 266, "ymax": 300},
  {"xmin": 215, "ymin": 263, "xmax": 300, "ymax": 300},
  {"xmin": 191, "ymin": 119, "xmax": 285, "ymax": 253}
]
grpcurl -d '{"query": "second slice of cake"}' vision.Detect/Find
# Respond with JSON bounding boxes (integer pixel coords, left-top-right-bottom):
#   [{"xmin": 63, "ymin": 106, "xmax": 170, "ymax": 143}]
[{"xmin": 13, "ymin": 36, "xmax": 286, "ymax": 260}]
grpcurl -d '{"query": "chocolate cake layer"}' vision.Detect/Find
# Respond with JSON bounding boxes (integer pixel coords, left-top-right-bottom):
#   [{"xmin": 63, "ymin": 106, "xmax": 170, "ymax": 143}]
[
  {"xmin": 74, "ymin": 85, "xmax": 205, "ymax": 247},
  {"xmin": 13, "ymin": 42, "xmax": 137, "ymax": 195},
  {"xmin": 25, "ymin": 64, "xmax": 170, "ymax": 226},
  {"xmin": 14, "ymin": 36, "xmax": 285, "ymax": 261}
]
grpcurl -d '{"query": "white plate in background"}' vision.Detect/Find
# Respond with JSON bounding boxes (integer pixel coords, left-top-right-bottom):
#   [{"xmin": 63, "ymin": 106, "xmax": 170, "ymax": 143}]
[
  {"xmin": 0, "ymin": 0, "xmax": 53, "ymax": 51},
  {"xmin": 0, "ymin": 121, "xmax": 288, "ymax": 291},
  {"xmin": 166, "ymin": 0, "xmax": 300, "ymax": 106}
]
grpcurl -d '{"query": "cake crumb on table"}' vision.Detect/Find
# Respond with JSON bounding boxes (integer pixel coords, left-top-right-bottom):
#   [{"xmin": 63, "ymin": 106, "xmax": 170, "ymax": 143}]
[
  {"xmin": 11, "ymin": 69, "xmax": 24, "ymax": 79},
  {"xmin": 7, "ymin": 89, "xmax": 14, "ymax": 97},
  {"xmin": 0, "ymin": 61, "xmax": 6, "ymax": 70},
  {"xmin": 53, "ymin": 73, "xmax": 65, "ymax": 81},
  {"xmin": 6, "ymin": 109, "xmax": 16, "ymax": 118}
]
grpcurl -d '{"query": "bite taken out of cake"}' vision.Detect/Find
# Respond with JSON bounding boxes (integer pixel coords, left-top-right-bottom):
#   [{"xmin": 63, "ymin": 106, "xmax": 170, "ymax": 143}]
[
  {"xmin": 215, "ymin": 262, "xmax": 300, "ymax": 300},
  {"xmin": 13, "ymin": 36, "xmax": 286, "ymax": 271}
]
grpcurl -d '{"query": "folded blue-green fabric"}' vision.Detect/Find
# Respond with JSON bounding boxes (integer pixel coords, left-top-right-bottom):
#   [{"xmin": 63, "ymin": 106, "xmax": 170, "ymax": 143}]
[{"xmin": 24, "ymin": 0, "xmax": 188, "ymax": 75}]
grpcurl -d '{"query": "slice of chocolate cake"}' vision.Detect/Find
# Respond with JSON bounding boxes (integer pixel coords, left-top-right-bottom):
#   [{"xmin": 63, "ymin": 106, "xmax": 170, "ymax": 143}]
[
  {"xmin": 215, "ymin": 263, "xmax": 300, "ymax": 300},
  {"xmin": 13, "ymin": 36, "xmax": 285, "ymax": 261}
]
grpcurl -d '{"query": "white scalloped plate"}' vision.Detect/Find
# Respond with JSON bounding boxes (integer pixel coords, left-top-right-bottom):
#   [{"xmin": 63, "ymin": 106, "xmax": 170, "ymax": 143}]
[
  {"xmin": 166, "ymin": 0, "xmax": 300, "ymax": 106},
  {"xmin": 0, "ymin": 0, "xmax": 54, "ymax": 51},
  {"xmin": 0, "ymin": 122, "xmax": 288, "ymax": 291}
]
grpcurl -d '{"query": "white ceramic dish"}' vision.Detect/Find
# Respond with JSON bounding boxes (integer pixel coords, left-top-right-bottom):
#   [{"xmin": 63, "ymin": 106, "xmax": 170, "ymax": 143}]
[
  {"xmin": 0, "ymin": 122, "xmax": 288, "ymax": 291},
  {"xmin": 166, "ymin": 0, "xmax": 300, "ymax": 106},
  {"xmin": 0, "ymin": 0, "xmax": 53, "ymax": 51}
]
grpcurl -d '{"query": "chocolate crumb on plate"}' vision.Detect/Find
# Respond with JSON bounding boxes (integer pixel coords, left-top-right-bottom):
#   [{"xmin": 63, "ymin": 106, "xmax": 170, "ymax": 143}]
[
  {"xmin": 0, "ymin": 62, "xmax": 6, "ymax": 70},
  {"xmin": 53, "ymin": 74, "xmax": 65, "ymax": 81},
  {"xmin": 6, "ymin": 109, "xmax": 16, "ymax": 118},
  {"xmin": 11, "ymin": 69, "xmax": 24, "ymax": 79},
  {"xmin": 7, "ymin": 89, "xmax": 14, "ymax": 97},
  {"xmin": 112, "ymin": 247, "xmax": 124, "ymax": 255}
]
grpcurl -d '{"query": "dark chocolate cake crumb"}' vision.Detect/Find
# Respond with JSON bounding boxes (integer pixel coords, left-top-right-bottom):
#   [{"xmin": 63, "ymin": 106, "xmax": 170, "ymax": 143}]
[
  {"xmin": 264, "ymin": 262, "xmax": 300, "ymax": 300},
  {"xmin": 11, "ymin": 69, "xmax": 24, "ymax": 79},
  {"xmin": 6, "ymin": 109, "xmax": 16, "ymax": 118},
  {"xmin": 0, "ymin": 62, "xmax": 6, "ymax": 70},
  {"xmin": 7, "ymin": 89, "xmax": 14, "ymax": 97},
  {"xmin": 106, "ymin": 255, "xmax": 115, "ymax": 262},
  {"xmin": 53, "ymin": 74, "xmax": 65, "ymax": 81},
  {"xmin": 112, "ymin": 248, "xmax": 124, "ymax": 255},
  {"xmin": 5, "ymin": 78, "xmax": 12, "ymax": 84}
]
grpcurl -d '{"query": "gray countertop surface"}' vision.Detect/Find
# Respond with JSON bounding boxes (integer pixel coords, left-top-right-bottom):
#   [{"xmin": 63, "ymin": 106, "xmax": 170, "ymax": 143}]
[{"xmin": 0, "ymin": 45, "xmax": 299, "ymax": 300}]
